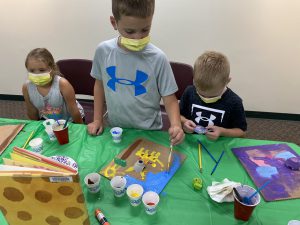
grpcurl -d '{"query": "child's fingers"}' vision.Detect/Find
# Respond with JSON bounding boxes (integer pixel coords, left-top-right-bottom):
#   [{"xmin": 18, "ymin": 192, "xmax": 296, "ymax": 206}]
[
  {"xmin": 171, "ymin": 133, "xmax": 184, "ymax": 145},
  {"xmin": 96, "ymin": 127, "xmax": 103, "ymax": 135},
  {"xmin": 87, "ymin": 123, "xmax": 99, "ymax": 136},
  {"xmin": 169, "ymin": 127, "xmax": 185, "ymax": 145}
]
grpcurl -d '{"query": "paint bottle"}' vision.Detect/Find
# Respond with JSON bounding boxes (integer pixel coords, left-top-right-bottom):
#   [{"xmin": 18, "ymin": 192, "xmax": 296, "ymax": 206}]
[
  {"xmin": 134, "ymin": 159, "xmax": 145, "ymax": 172},
  {"xmin": 95, "ymin": 209, "xmax": 110, "ymax": 225}
]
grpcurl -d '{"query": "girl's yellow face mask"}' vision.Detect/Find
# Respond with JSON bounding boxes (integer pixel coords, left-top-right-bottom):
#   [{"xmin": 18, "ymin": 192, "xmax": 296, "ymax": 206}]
[
  {"xmin": 28, "ymin": 72, "xmax": 52, "ymax": 86},
  {"xmin": 120, "ymin": 36, "xmax": 150, "ymax": 51}
]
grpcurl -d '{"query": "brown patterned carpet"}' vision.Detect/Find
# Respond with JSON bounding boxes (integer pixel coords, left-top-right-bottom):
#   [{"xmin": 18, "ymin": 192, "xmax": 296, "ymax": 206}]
[{"xmin": 0, "ymin": 100, "xmax": 299, "ymax": 145}]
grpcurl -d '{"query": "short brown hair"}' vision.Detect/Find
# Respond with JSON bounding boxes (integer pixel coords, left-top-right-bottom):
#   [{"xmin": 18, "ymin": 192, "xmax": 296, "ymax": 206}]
[
  {"xmin": 193, "ymin": 51, "xmax": 230, "ymax": 91},
  {"xmin": 25, "ymin": 48, "xmax": 60, "ymax": 76},
  {"xmin": 112, "ymin": 0, "xmax": 155, "ymax": 21}
]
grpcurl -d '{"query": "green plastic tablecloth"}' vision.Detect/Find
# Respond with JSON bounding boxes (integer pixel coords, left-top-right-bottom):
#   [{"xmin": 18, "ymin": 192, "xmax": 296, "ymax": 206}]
[{"xmin": 1, "ymin": 118, "xmax": 300, "ymax": 225}]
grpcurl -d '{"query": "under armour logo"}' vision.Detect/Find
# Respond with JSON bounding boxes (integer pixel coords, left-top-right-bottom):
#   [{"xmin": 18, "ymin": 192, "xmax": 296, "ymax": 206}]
[
  {"xmin": 106, "ymin": 66, "xmax": 148, "ymax": 96},
  {"xmin": 195, "ymin": 112, "xmax": 216, "ymax": 126}
]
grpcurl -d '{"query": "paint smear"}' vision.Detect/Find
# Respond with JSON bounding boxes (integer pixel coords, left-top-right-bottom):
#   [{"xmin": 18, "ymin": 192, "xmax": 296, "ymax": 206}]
[{"xmin": 256, "ymin": 166, "xmax": 278, "ymax": 178}]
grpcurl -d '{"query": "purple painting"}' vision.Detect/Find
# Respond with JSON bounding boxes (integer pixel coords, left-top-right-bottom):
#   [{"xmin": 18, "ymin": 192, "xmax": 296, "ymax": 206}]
[{"xmin": 232, "ymin": 144, "xmax": 300, "ymax": 201}]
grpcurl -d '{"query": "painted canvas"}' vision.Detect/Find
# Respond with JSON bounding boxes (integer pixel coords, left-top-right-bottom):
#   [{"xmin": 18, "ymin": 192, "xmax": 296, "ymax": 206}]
[
  {"xmin": 100, "ymin": 138, "xmax": 186, "ymax": 193},
  {"xmin": 232, "ymin": 144, "xmax": 300, "ymax": 201}
]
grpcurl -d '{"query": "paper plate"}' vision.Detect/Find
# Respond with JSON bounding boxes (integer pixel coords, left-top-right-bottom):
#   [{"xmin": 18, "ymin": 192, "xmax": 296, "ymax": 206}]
[{"xmin": 50, "ymin": 155, "xmax": 78, "ymax": 171}]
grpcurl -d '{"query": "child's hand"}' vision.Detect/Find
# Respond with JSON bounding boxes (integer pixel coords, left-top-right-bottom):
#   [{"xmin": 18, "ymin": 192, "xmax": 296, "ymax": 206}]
[
  {"xmin": 182, "ymin": 120, "xmax": 196, "ymax": 133},
  {"xmin": 87, "ymin": 120, "xmax": 103, "ymax": 136},
  {"xmin": 205, "ymin": 125, "xmax": 223, "ymax": 140},
  {"xmin": 169, "ymin": 125, "xmax": 185, "ymax": 146}
]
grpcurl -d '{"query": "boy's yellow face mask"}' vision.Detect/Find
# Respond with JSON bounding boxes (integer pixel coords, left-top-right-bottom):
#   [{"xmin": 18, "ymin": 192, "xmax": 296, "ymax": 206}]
[
  {"xmin": 120, "ymin": 36, "xmax": 150, "ymax": 51},
  {"xmin": 199, "ymin": 95, "xmax": 222, "ymax": 104},
  {"xmin": 28, "ymin": 72, "xmax": 52, "ymax": 86},
  {"xmin": 196, "ymin": 87, "xmax": 227, "ymax": 104}
]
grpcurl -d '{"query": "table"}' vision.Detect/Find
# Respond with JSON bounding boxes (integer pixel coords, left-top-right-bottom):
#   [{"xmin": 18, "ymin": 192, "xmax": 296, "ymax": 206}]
[{"xmin": 1, "ymin": 118, "xmax": 300, "ymax": 225}]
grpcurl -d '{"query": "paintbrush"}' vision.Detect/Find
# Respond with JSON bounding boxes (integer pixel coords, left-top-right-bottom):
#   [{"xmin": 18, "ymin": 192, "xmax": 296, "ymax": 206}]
[
  {"xmin": 233, "ymin": 187, "xmax": 243, "ymax": 202},
  {"xmin": 167, "ymin": 144, "xmax": 173, "ymax": 172},
  {"xmin": 63, "ymin": 117, "xmax": 70, "ymax": 129}
]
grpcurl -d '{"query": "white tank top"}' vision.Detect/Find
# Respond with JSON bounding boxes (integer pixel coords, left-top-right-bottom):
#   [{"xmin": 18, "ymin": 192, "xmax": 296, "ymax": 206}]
[{"xmin": 27, "ymin": 75, "xmax": 85, "ymax": 121}]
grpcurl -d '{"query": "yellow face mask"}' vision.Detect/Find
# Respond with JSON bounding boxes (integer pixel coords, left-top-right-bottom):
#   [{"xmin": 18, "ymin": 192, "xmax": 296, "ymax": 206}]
[
  {"xmin": 120, "ymin": 36, "xmax": 150, "ymax": 51},
  {"xmin": 199, "ymin": 95, "xmax": 222, "ymax": 104},
  {"xmin": 28, "ymin": 72, "xmax": 52, "ymax": 86}
]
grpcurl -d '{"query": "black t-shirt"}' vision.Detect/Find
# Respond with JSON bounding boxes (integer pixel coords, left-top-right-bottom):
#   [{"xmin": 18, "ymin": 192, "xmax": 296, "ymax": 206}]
[{"xmin": 180, "ymin": 86, "xmax": 247, "ymax": 131}]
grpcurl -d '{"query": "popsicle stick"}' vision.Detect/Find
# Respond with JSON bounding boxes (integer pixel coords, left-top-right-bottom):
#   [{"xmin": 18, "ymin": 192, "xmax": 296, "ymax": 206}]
[
  {"xmin": 198, "ymin": 144, "xmax": 202, "ymax": 173},
  {"xmin": 22, "ymin": 131, "xmax": 34, "ymax": 149}
]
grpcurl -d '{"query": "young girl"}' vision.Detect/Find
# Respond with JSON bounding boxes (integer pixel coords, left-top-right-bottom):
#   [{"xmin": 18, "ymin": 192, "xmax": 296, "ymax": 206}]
[{"xmin": 22, "ymin": 48, "xmax": 84, "ymax": 123}]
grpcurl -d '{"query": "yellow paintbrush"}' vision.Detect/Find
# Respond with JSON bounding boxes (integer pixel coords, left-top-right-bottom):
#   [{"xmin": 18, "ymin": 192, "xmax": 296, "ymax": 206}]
[{"xmin": 167, "ymin": 144, "xmax": 173, "ymax": 172}]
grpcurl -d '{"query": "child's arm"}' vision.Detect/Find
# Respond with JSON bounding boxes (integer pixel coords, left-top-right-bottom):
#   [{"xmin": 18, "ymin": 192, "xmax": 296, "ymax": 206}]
[
  {"xmin": 59, "ymin": 78, "xmax": 83, "ymax": 124},
  {"xmin": 205, "ymin": 126, "xmax": 246, "ymax": 140},
  {"xmin": 162, "ymin": 94, "xmax": 185, "ymax": 145},
  {"xmin": 87, "ymin": 79, "xmax": 105, "ymax": 135},
  {"xmin": 22, "ymin": 84, "xmax": 39, "ymax": 120},
  {"xmin": 205, "ymin": 98, "xmax": 247, "ymax": 140}
]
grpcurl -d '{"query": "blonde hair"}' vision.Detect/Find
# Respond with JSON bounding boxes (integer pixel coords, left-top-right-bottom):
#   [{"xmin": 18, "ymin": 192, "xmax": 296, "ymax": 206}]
[
  {"xmin": 193, "ymin": 51, "xmax": 230, "ymax": 91},
  {"xmin": 112, "ymin": 0, "xmax": 155, "ymax": 21},
  {"xmin": 25, "ymin": 48, "xmax": 60, "ymax": 76}
]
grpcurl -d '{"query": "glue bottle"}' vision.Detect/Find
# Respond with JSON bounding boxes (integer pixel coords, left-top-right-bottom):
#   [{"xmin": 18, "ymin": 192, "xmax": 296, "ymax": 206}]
[
  {"xmin": 134, "ymin": 159, "xmax": 145, "ymax": 172},
  {"xmin": 95, "ymin": 209, "xmax": 110, "ymax": 225}
]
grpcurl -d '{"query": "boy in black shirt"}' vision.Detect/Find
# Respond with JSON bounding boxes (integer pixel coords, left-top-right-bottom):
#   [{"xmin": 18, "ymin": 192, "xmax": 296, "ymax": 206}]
[{"xmin": 180, "ymin": 51, "xmax": 247, "ymax": 140}]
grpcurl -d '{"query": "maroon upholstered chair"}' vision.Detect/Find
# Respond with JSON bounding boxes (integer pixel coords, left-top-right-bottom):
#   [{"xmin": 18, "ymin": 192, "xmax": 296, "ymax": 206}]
[
  {"xmin": 56, "ymin": 59, "xmax": 95, "ymax": 124},
  {"xmin": 161, "ymin": 61, "xmax": 194, "ymax": 131}
]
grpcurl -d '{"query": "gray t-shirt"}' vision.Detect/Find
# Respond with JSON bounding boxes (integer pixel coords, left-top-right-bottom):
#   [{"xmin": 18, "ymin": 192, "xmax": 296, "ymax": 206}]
[
  {"xmin": 91, "ymin": 37, "xmax": 178, "ymax": 130},
  {"xmin": 27, "ymin": 75, "xmax": 84, "ymax": 121}
]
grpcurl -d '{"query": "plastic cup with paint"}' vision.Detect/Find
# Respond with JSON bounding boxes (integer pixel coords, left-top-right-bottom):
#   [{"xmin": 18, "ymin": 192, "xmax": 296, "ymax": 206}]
[
  {"xmin": 29, "ymin": 138, "xmax": 43, "ymax": 154},
  {"xmin": 84, "ymin": 173, "xmax": 101, "ymax": 194},
  {"xmin": 52, "ymin": 120, "xmax": 69, "ymax": 145},
  {"xmin": 43, "ymin": 119, "xmax": 55, "ymax": 128},
  {"xmin": 43, "ymin": 119, "xmax": 56, "ymax": 141},
  {"xmin": 233, "ymin": 185, "xmax": 261, "ymax": 221},
  {"xmin": 142, "ymin": 191, "xmax": 160, "ymax": 215},
  {"xmin": 110, "ymin": 127, "xmax": 123, "ymax": 143},
  {"xmin": 126, "ymin": 184, "xmax": 144, "ymax": 206},
  {"xmin": 110, "ymin": 176, "xmax": 127, "ymax": 197}
]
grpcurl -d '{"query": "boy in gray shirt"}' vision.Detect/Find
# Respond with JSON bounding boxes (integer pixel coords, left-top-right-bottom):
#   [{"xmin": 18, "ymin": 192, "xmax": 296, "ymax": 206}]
[{"xmin": 87, "ymin": 0, "xmax": 184, "ymax": 145}]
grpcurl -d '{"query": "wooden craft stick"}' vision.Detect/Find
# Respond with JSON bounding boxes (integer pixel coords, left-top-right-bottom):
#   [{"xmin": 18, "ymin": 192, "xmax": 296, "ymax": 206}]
[
  {"xmin": 197, "ymin": 140, "xmax": 217, "ymax": 163},
  {"xmin": 210, "ymin": 150, "xmax": 224, "ymax": 175},
  {"xmin": 198, "ymin": 144, "xmax": 202, "ymax": 173},
  {"xmin": 22, "ymin": 131, "xmax": 34, "ymax": 149},
  {"xmin": 167, "ymin": 145, "xmax": 173, "ymax": 172}
]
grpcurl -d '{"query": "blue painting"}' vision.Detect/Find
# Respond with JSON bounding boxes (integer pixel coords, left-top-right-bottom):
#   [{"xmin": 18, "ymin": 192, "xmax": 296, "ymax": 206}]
[
  {"xmin": 232, "ymin": 144, "xmax": 300, "ymax": 201},
  {"xmin": 100, "ymin": 138, "xmax": 186, "ymax": 194}
]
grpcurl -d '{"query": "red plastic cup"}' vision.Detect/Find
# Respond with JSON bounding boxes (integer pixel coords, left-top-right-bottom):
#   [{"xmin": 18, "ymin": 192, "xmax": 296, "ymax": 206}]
[
  {"xmin": 52, "ymin": 120, "xmax": 69, "ymax": 145},
  {"xmin": 233, "ymin": 185, "xmax": 261, "ymax": 221}
]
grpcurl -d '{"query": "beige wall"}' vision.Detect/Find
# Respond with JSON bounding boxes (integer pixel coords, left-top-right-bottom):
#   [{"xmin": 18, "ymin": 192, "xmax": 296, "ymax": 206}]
[{"xmin": 0, "ymin": 0, "xmax": 299, "ymax": 114}]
